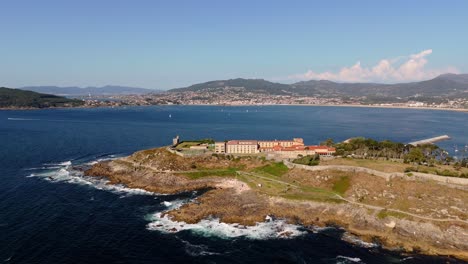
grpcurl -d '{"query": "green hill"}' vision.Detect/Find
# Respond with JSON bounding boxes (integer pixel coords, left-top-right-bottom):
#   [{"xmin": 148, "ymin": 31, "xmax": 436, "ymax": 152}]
[
  {"xmin": 0, "ymin": 87, "xmax": 84, "ymax": 109},
  {"xmin": 169, "ymin": 74, "xmax": 468, "ymax": 100},
  {"xmin": 170, "ymin": 78, "xmax": 292, "ymax": 95}
]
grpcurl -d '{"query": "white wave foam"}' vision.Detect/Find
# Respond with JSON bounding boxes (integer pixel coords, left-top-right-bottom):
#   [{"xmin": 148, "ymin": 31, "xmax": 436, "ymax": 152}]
[
  {"xmin": 7, "ymin": 117, "xmax": 40, "ymax": 121},
  {"xmin": 43, "ymin": 161, "xmax": 72, "ymax": 166},
  {"xmin": 336, "ymin": 255, "xmax": 363, "ymax": 263},
  {"xmin": 24, "ymin": 166, "xmax": 61, "ymax": 171},
  {"xmin": 84, "ymin": 156, "xmax": 121, "ymax": 166},
  {"xmin": 28, "ymin": 160, "xmax": 160, "ymax": 197},
  {"xmin": 147, "ymin": 213, "xmax": 306, "ymax": 239},
  {"xmin": 312, "ymin": 226, "xmax": 337, "ymax": 233},
  {"xmin": 160, "ymin": 199, "xmax": 191, "ymax": 210},
  {"xmin": 341, "ymin": 233, "xmax": 378, "ymax": 248},
  {"xmin": 179, "ymin": 239, "xmax": 220, "ymax": 257}
]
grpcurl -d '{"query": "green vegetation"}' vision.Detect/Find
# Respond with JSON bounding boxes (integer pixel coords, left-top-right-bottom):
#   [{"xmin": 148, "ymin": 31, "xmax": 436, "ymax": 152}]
[
  {"xmin": 404, "ymin": 166, "xmax": 468, "ymax": 178},
  {"xmin": 236, "ymin": 170, "xmax": 340, "ymax": 203},
  {"xmin": 170, "ymin": 74, "xmax": 468, "ymax": 100},
  {"xmin": 292, "ymin": 154, "xmax": 320, "ymax": 166},
  {"xmin": 320, "ymin": 138, "xmax": 335, "ymax": 147},
  {"xmin": 171, "ymin": 78, "xmax": 291, "ymax": 95},
  {"xmin": 377, "ymin": 209, "xmax": 406, "ymax": 219},
  {"xmin": 176, "ymin": 139, "xmax": 215, "ymax": 149},
  {"xmin": 253, "ymin": 162, "xmax": 289, "ymax": 177},
  {"xmin": 331, "ymin": 137, "xmax": 468, "ymax": 178},
  {"xmin": 177, "ymin": 141, "xmax": 203, "ymax": 148},
  {"xmin": 454, "ymin": 158, "xmax": 468, "ymax": 169},
  {"xmin": 334, "ymin": 137, "xmax": 407, "ymax": 159},
  {"xmin": 0, "ymin": 87, "xmax": 84, "ymax": 108},
  {"xmin": 182, "ymin": 168, "xmax": 238, "ymax": 179},
  {"xmin": 332, "ymin": 176, "xmax": 350, "ymax": 195},
  {"xmin": 404, "ymin": 148, "xmax": 425, "ymax": 163},
  {"xmin": 281, "ymin": 189, "xmax": 343, "ymax": 203}
]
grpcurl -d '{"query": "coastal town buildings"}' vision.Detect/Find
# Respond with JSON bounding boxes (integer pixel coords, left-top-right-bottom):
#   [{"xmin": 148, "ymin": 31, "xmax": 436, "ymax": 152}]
[
  {"xmin": 258, "ymin": 138, "xmax": 304, "ymax": 148},
  {"xmin": 226, "ymin": 140, "xmax": 259, "ymax": 154},
  {"xmin": 307, "ymin": 146, "xmax": 336, "ymax": 156},
  {"xmin": 214, "ymin": 141, "xmax": 226, "ymax": 153},
  {"xmin": 174, "ymin": 136, "xmax": 335, "ymax": 158},
  {"xmin": 212, "ymin": 138, "xmax": 335, "ymax": 157}
]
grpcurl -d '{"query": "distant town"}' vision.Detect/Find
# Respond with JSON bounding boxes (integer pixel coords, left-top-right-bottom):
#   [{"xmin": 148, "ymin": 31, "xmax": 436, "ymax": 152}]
[
  {"xmin": 5, "ymin": 74, "xmax": 468, "ymax": 110},
  {"xmin": 103, "ymin": 90, "xmax": 468, "ymax": 110}
]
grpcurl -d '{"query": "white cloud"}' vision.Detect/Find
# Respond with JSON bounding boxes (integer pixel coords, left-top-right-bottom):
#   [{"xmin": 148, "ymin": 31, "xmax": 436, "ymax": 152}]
[{"xmin": 287, "ymin": 50, "xmax": 459, "ymax": 83}]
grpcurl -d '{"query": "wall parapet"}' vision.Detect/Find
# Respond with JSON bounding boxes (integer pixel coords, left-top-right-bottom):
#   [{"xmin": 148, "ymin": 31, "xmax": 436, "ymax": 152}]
[{"xmin": 283, "ymin": 160, "xmax": 468, "ymax": 186}]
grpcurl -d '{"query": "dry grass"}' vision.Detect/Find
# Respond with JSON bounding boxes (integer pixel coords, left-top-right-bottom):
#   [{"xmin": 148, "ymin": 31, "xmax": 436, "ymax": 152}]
[
  {"xmin": 86, "ymin": 148, "xmax": 468, "ymax": 259},
  {"xmin": 320, "ymin": 158, "xmax": 408, "ymax": 172},
  {"xmin": 321, "ymin": 157, "xmax": 468, "ymax": 176}
]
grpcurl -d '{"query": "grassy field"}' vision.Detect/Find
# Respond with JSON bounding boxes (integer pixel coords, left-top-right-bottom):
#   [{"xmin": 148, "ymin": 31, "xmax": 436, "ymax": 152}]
[
  {"xmin": 180, "ymin": 161, "xmax": 341, "ymax": 202},
  {"xmin": 377, "ymin": 209, "xmax": 407, "ymax": 219},
  {"xmin": 181, "ymin": 168, "xmax": 238, "ymax": 179},
  {"xmin": 176, "ymin": 141, "xmax": 204, "ymax": 149},
  {"xmin": 332, "ymin": 176, "xmax": 350, "ymax": 195},
  {"xmin": 321, "ymin": 157, "xmax": 468, "ymax": 176},
  {"xmin": 320, "ymin": 158, "xmax": 408, "ymax": 172},
  {"xmin": 252, "ymin": 162, "xmax": 289, "ymax": 177}
]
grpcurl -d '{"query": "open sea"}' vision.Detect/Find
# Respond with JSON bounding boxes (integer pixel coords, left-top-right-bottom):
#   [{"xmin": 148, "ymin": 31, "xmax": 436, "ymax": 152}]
[{"xmin": 0, "ymin": 105, "xmax": 467, "ymax": 264}]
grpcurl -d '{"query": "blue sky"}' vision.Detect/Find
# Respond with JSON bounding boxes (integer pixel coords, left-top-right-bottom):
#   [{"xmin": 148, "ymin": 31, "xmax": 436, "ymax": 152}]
[{"xmin": 1, "ymin": 0, "xmax": 467, "ymax": 89}]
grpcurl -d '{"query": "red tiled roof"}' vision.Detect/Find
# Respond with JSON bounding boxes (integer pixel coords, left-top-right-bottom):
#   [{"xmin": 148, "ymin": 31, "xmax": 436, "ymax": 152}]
[
  {"xmin": 307, "ymin": 146, "xmax": 336, "ymax": 151},
  {"xmin": 260, "ymin": 145, "xmax": 310, "ymax": 151},
  {"xmin": 226, "ymin": 140, "xmax": 258, "ymax": 145},
  {"xmin": 259, "ymin": 140, "xmax": 293, "ymax": 142}
]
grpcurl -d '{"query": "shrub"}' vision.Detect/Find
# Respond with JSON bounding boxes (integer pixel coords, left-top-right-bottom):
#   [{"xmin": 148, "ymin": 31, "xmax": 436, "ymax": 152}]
[
  {"xmin": 332, "ymin": 176, "xmax": 350, "ymax": 195},
  {"xmin": 292, "ymin": 154, "xmax": 320, "ymax": 166},
  {"xmin": 404, "ymin": 167, "xmax": 414, "ymax": 173}
]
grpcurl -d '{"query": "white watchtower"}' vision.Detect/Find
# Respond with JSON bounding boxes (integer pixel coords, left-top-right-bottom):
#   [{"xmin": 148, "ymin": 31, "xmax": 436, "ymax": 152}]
[{"xmin": 172, "ymin": 135, "xmax": 180, "ymax": 146}]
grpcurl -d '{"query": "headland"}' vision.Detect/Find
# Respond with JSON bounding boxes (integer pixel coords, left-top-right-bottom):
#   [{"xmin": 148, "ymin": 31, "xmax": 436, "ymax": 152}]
[{"xmin": 84, "ymin": 137, "xmax": 468, "ymax": 260}]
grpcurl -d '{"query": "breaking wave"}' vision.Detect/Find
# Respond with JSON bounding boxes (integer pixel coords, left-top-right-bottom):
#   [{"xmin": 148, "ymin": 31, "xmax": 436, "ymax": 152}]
[
  {"xmin": 341, "ymin": 233, "xmax": 378, "ymax": 249},
  {"xmin": 335, "ymin": 255, "xmax": 364, "ymax": 263},
  {"xmin": 7, "ymin": 117, "xmax": 41, "ymax": 121},
  {"xmin": 26, "ymin": 158, "xmax": 158, "ymax": 197},
  {"xmin": 147, "ymin": 201, "xmax": 307, "ymax": 239},
  {"xmin": 27, "ymin": 157, "xmax": 378, "ymax": 253}
]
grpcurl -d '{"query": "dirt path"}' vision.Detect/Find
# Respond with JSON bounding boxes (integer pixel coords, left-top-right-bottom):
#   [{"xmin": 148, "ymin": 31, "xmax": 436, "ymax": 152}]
[
  {"xmin": 240, "ymin": 171, "xmax": 468, "ymax": 224},
  {"xmin": 120, "ymin": 159, "xmax": 468, "ymax": 224},
  {"xmin": 336, "ymin": 194, "xmax": 468, "ymax": 224}
]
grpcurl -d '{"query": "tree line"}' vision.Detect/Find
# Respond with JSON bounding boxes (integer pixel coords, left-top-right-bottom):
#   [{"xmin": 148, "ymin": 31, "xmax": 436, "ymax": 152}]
[{"xmin": 320, "ymin": 137, "xmax": 463, "ymax": 166}]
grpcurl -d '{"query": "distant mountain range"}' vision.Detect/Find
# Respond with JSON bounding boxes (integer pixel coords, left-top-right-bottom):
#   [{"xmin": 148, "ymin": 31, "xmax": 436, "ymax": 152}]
[
  {"xmin": 0, "ymin": 87, "xmax": 84, "ymax": 108},
  {"xmin": 169, "ymin": 73, "xmax": 468, "ymax": 100},
  {"xmin": 15, "ymin": 73, "xmax": 468, "ymax": 101},
  {"xmin": 18, "ymin": 85, "xmax": 160, "ymax": 96}
]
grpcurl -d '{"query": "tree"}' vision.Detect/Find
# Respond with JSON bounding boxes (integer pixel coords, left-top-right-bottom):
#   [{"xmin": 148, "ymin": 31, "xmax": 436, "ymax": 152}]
[
  {"xmin": 320, "ymin": 138, "xmax": 334, "ymax": 147},
  {"xmin": 404, "ymin": 148, "xmax": 425, "ymax": 163}
]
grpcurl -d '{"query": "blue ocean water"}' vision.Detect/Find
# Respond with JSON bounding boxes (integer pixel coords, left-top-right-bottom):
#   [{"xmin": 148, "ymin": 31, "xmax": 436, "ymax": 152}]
[{"xmin": 0, "ymin": 106, "xmax": 467, "ymax": 264}]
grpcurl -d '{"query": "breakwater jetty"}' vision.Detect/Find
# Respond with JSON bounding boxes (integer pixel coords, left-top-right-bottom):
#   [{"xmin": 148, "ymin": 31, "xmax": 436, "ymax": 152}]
[{"xmin": 408, "ymin": 135, "xmax": 450, "ymax": 146}]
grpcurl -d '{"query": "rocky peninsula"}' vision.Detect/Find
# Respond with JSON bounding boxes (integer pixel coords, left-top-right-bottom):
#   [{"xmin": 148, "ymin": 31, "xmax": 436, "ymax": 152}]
[{"xmin": 85, "ymin": 147, "xmax": 468, "ymax": 260}]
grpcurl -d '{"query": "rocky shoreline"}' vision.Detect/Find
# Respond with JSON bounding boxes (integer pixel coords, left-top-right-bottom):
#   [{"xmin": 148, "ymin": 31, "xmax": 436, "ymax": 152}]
[{"xmin": 84, "ymin": 148, "xmax": 468, "ymax": 260}]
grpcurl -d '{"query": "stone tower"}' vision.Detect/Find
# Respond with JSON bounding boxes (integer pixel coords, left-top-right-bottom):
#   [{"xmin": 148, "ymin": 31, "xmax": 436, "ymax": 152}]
[{"xmin": 172, "ymin": 135, "xmax": 180, "ymax": 146}]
